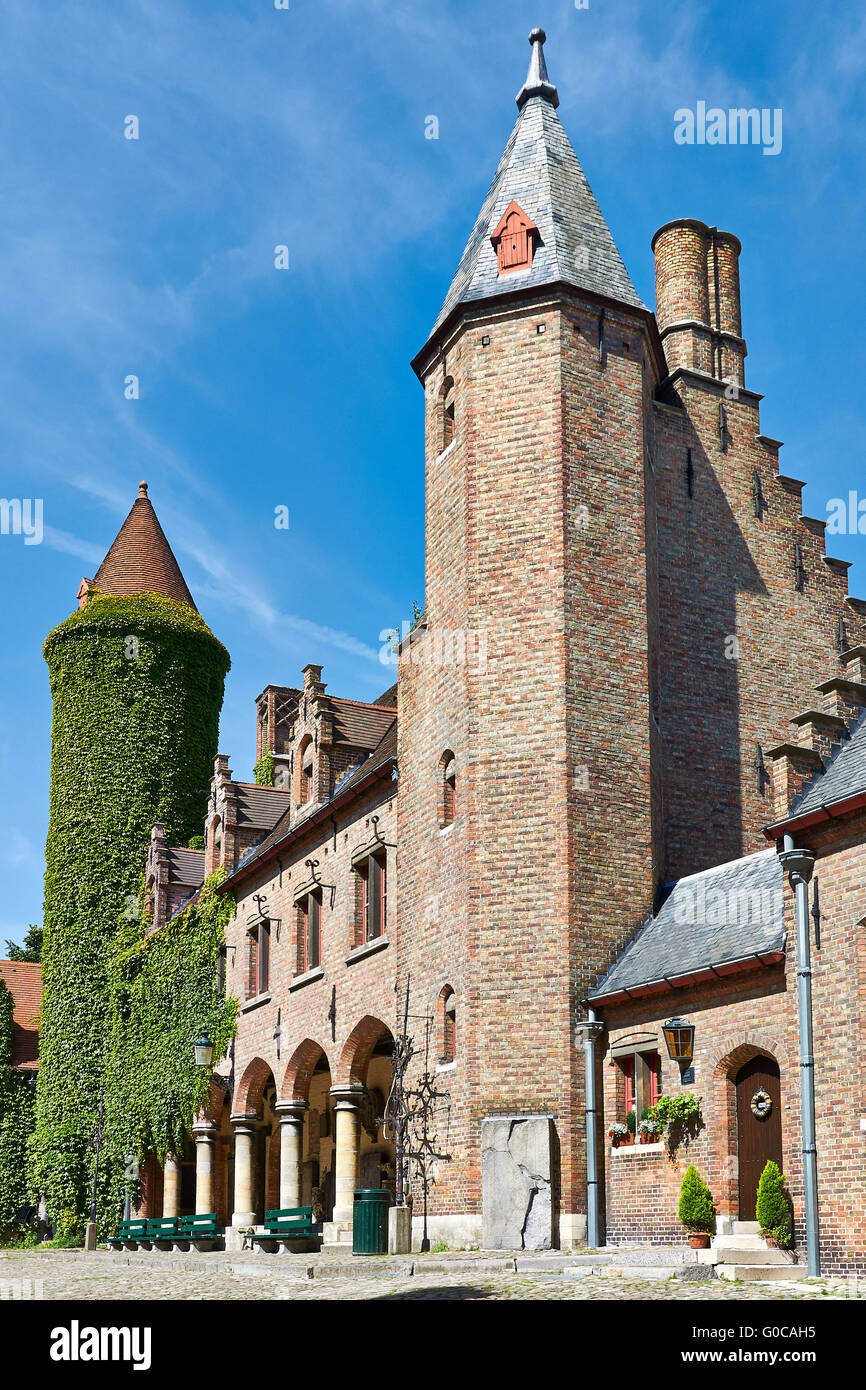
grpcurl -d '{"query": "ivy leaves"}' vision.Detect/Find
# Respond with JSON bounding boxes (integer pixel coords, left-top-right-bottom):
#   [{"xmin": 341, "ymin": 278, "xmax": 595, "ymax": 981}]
[{"xmin": 34, "ymin": 592, "xmax": 232, "ymax": 1231}]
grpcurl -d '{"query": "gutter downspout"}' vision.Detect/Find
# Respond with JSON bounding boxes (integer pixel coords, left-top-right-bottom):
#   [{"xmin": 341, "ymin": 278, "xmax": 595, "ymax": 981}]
[
  {"xmin": 779, "ymin": 835, "xmax": 820, "ymax": 1276},
  {"xmin": 576, "ymin": 1010, "xmax": 604, "ymax": 1248}
]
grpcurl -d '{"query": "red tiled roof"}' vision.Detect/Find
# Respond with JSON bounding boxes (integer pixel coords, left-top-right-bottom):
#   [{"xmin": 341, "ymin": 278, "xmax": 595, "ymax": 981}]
[
  {"xmin": 0, "ymin": 960, "xmax": 42, "ymax": 1070},
  {"xmin": 93, "ymin": 482, "xmax": 196, "ymax": 609}
]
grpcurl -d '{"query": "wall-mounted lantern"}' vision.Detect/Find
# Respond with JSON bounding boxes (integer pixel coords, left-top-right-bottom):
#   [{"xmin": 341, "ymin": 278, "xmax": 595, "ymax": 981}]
[{"xmin": 662, "ymin": 1017, "xmax": 695, "ymax": 1084}]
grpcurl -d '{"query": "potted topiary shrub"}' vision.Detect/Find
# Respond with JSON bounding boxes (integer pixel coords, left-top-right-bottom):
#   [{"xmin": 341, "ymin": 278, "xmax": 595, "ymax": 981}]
[
  {"xmin": 755, "ymin": 1160, "xmax": 793, "ymax": 1249},
  {"xmin": 678, "ymin": 1164, "xmax": 715, "ymax": 1248}
]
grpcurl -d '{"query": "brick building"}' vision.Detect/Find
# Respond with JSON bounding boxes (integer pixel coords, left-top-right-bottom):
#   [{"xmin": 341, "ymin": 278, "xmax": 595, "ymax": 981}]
[{"xmin": 61, "ymin": 30, "xmax": 865, "ymax": 1269}]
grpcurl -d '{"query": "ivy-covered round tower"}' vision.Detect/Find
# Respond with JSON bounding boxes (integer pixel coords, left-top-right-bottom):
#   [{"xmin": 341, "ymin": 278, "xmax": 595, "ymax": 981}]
[{"xmin": 34, "ymin": 483, "xmax": 230, "ymax": 1226}]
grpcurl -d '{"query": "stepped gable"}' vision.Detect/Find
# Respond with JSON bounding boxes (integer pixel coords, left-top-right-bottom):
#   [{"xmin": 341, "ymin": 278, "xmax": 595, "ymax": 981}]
[
  {"xmin": 226, "ymin": 716, "xmax": 397, "ymax": 885},
  {"xmin": 427, "ymin": 28, "xmax": 643, "ymax": 347},
  {"xmin": 89, "ymin": 481, "xmax": 197, "ymax": 610},
  {"xmin": 763, "ymin": 647, "xmax": 866, "ymax": 832},
  {"xmin": 588, "ymin": 849, "xmax": 785, "ymax": 1004},
  {"xmin": 777, "ymin": 708, "xmax": 866, "ymax": 823}
]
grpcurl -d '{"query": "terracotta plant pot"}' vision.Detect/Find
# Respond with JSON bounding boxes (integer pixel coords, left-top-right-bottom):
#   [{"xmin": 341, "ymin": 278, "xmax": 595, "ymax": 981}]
[
  {"xmin": 688, "ymin": 1233, "xmax": 710, "ymax": 1249},
  {"xmin": 641, "ymin": 1133, "xmax": 659, "ymax": 1144},
  {"xmin": 764, "ymin": 1235, "xmax": 779, "ymax": 1249}
]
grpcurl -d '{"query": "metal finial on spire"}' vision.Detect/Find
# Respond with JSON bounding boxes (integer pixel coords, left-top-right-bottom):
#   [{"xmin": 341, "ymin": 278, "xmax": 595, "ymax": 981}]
[
  {"xmin": 516, "ymin": 27, "xmax": 559, "ymax": 110},
  {"xmin": 138, "ymin": 480, "xmax": 148, "ymax": 497}
]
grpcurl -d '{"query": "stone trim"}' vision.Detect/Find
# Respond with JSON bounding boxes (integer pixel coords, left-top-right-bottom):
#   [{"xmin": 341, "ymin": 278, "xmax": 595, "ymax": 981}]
[
  {"xmin": 610, "ymin": 1141, "xmax": 665, "ymax": 1157},
  {"xmin": 240, "ymin": 991, "xmax": 271, "ymax": 1013},
  {"xmin": 344, "ymin": 936, "xmax": 389, "ymax": 966},
  {"xmin": 289, "ymin": 964, "xmax": 325, "ymax": 991}
]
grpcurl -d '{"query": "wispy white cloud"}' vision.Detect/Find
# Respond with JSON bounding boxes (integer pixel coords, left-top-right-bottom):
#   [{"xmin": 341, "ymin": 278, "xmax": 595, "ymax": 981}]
[{"xmin": 42, "ymin": 526, "xmax": 104, "ymax": 566}]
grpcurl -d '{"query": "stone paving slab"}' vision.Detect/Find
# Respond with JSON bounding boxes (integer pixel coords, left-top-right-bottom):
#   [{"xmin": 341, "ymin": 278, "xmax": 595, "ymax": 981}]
[{"xmin": 1, "ymin": 1250, "xmax": 862, "ymax": 1300}]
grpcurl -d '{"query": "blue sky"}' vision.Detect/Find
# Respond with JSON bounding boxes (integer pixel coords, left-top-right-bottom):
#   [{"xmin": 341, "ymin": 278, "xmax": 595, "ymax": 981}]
[{"xmin": 2, "ymin": 0, "xmax": 865, "ymax": 944}]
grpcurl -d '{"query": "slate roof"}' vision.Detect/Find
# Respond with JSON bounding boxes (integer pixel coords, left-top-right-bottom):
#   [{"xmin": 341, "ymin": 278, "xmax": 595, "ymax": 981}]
[
  {"xmin": 227, "ymin": 717, "xmax": 397, "ymax": 883},
  {"xmin": 589, "ymin": 849, "xmax": 785, "ymax": 1001},
  {"xmin": 167, "ymin": 847, "xmax": 206, "ymax": 890},
  {"xmin": 93, "ymin": 482, "xmax": 196, "ymax": 610},
  {"xmin": 786, "ymin": 710, "xmax": 866, "ymax": 818},
  {"xmin": 429, "ymin": 44, "xmax": 643, "ymax": 341},
  {"xmin": 233, "ymin": 784, "xmax": 293, "ymax": 830},
  {"xmin": 328, "ymin": 697, "xmax": 397, "ymax": 749},
  {"xmin": 0, "ymin": 960, "xmax": 41, "ymax": 1070}
]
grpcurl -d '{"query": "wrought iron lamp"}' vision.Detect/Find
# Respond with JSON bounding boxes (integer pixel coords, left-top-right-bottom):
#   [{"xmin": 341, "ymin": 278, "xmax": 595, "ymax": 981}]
[{"xmin": 194, "ymin": 1032, "xmax": 215, "ymax": 1069}]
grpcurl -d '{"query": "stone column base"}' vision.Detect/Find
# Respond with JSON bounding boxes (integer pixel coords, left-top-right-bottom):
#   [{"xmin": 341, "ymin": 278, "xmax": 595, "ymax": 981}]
[
  {"xmin": 322, "ymin": 1219, "xmax": 353, "ymax": 1248},
  {"xmin": 224, "ymin": 1217, "xmax": 257, "ymax": 1252},
  {"xmin": 558, "ymin": 1213, "xmax": 588, "ymax": 1250},
  {"xmin": 84, "ymin": 1221, "xmax": 98, "ymax": 1252}
]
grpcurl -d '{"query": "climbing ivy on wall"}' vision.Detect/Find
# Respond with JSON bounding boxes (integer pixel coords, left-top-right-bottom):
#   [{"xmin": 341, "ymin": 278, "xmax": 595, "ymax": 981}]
[
  {"xmin": 0, "ymin": 978, "xmax": 37, "ymax": 1233},
  {"xmin": 96, "ymin": 871, "xmax": 238, "ymax": 1231},
  {"xmin": 253, "ymin": 751, "xmax": 274, "ymax": 786},
  {"xmin": 32, "ymin": 591, "xmax": 231, "ymax": 1229}
]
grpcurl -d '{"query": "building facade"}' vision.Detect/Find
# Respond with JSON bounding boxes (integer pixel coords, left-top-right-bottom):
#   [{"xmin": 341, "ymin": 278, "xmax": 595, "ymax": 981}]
[{"xmin": 59, "ymin": 31, "xmax": 866, "ymax": 1269}]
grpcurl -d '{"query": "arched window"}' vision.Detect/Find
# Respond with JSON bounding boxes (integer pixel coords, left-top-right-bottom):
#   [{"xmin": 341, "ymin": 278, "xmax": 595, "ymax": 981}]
[
  {"xmin": 439, "ymin": 376, "xmax": 455, "ymax": 453},
  {"xmin": 439, "ymin": 986, "xmax": 456, "ymax": 1064},
  {"xmin": 297, "ymin": 735, "xmax": 314, "ymax": 805},
  {"xmin": 438, "ymin": 750, "xmax": 456, "ymax": 828}
]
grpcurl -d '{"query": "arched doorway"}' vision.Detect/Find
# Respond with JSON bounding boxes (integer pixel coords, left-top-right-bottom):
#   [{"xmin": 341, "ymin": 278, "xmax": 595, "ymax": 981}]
[{"xmin": 735, "ymin": 1054, "xmax": 782, "ymax": 1220}]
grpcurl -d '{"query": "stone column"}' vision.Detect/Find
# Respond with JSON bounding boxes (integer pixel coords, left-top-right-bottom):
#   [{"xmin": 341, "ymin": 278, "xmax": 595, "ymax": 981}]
[
  {"xmin": 331, "ymin": 1084, "xmax": 365, "ymax": 1226},
  {"xmin": 162, "ymin": 1153, "xmax": 181, "ymax": 1218},
  {"xmin": 192, "ymin": 1120, "xmax": 217, "ymax": 1215},
  {"xmin": 275, "ymin": 1100, "xmax": 307, "ymax": 1209},
  {"xmin": 230, "ymin": 1113, "xmax": 257, "ymax": 1227}
]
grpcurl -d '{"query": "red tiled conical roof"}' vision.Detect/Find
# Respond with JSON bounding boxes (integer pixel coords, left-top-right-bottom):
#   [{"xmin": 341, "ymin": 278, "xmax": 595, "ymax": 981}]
[{"xmin": 93, "ymin": 482, "xmax": 197, "ymax": 610}]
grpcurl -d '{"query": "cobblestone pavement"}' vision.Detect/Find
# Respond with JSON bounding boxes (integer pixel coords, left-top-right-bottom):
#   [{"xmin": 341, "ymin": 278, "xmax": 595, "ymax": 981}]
[{"xmin": 1, "ymin": 1250, "xmax": 863, "ymax": 1300}]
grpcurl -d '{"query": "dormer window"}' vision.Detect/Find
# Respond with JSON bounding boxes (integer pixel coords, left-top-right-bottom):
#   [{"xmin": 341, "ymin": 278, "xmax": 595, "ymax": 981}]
[{"xmin": 490, "ymin": 199, "xmax": 538, "ymax": 275}]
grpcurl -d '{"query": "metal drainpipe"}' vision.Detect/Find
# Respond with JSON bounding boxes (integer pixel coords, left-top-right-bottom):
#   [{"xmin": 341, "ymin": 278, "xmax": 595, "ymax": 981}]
[
  {"xmin": 779, "ymin": 834, "xmax": 820, "ymax": 1276},
  {"xmin": 577, "ymin": 1010, "xmax": 604, "ymax": 1248}
]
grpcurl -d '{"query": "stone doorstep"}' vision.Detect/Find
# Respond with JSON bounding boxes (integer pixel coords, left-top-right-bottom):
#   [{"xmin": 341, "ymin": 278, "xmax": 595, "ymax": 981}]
[
  {"xmin": 717, "ymin": 1265, "xmax": 810, "ymax": 1283},
  {"xmin": 714, "ymin": 1246, "xmax": 797, "ymax": 1266}
]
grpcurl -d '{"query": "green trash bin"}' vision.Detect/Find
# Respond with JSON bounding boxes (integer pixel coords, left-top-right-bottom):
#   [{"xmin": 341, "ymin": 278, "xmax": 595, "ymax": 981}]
[{"xmin": 352, "ymin": 1188, "xmax": 390, "ymax": 1256}]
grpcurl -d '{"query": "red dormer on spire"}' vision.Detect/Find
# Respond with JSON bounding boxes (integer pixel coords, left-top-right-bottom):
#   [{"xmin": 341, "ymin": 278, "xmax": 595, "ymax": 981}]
[{"xmin": 490, "ymin": 199, "xmax": 538, "ymax": 275}]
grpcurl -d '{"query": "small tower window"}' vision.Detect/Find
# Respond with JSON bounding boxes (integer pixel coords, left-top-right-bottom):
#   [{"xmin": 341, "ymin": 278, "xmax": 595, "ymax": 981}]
[
  {"xmin": 439, "ymin": 376, "xmax": 455, "ymax": 453},
  {"xmin": 438, "ymin": 750, "xmax": 456, "ymax": 829},
  {"xmin": 439, "ymin": 986, "xmax": 456, "ymax": 1064}
]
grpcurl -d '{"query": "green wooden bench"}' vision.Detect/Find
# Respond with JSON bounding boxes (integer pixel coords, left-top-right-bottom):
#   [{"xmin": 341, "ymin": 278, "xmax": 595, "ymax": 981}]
[
  {"xmin": 107, "ymin": 1218, "xmax": 151, "ymax": 1250},
  {"xmin": 146, "ymin": 1217, "xmax": 181, "ymax": 1246},
  {"xmin": 178, "ymin": 1213, "xmax": 220, "ymax": 1247},
  {"xmin": 255, "ymin": 1206, "xmax": 322, "ymax": 1251}
]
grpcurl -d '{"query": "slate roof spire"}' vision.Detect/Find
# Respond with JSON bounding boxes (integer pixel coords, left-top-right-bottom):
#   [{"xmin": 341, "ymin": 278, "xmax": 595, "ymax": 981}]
[
  {"xmin": 516, "ymin": 27, "xmax": 559, "ymax": 110},
  {"xmin": 421, "ymin": 29, "xmax": 644, "ymax": 353},
  {"xmin": 87, "ymin": 481, "xmax": 198, "ymax": 610}
]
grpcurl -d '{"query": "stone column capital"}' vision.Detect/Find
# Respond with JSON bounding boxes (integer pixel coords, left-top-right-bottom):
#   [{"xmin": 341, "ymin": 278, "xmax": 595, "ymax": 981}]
[
  {"xmin": 275, "ymin": 1099, "xmax": 308, "ymax": 1123},
  {"xmin": 330, "ymin": 1083, "xmax": 366, "ymax": 1110},
  {"xmin": 230, "ymin": 1111, "xmax": 259, "ymax": 1133},
  {"xmin": 192, "ymin": 1120, "xmax": 217, "ymax": 1141}
]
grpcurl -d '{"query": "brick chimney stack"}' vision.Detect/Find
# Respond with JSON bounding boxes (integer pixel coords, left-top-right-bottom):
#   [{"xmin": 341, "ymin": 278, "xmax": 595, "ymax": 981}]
[{"xmin": 652, "ymin": 218, "xmax": 746, "ymax": 387}]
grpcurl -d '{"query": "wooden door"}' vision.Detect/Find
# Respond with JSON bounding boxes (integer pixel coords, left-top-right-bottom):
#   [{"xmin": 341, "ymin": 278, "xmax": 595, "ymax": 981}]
[{"xmin": 735, "ymin": 1055, "xmax": 782, "ymax": 1220}]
